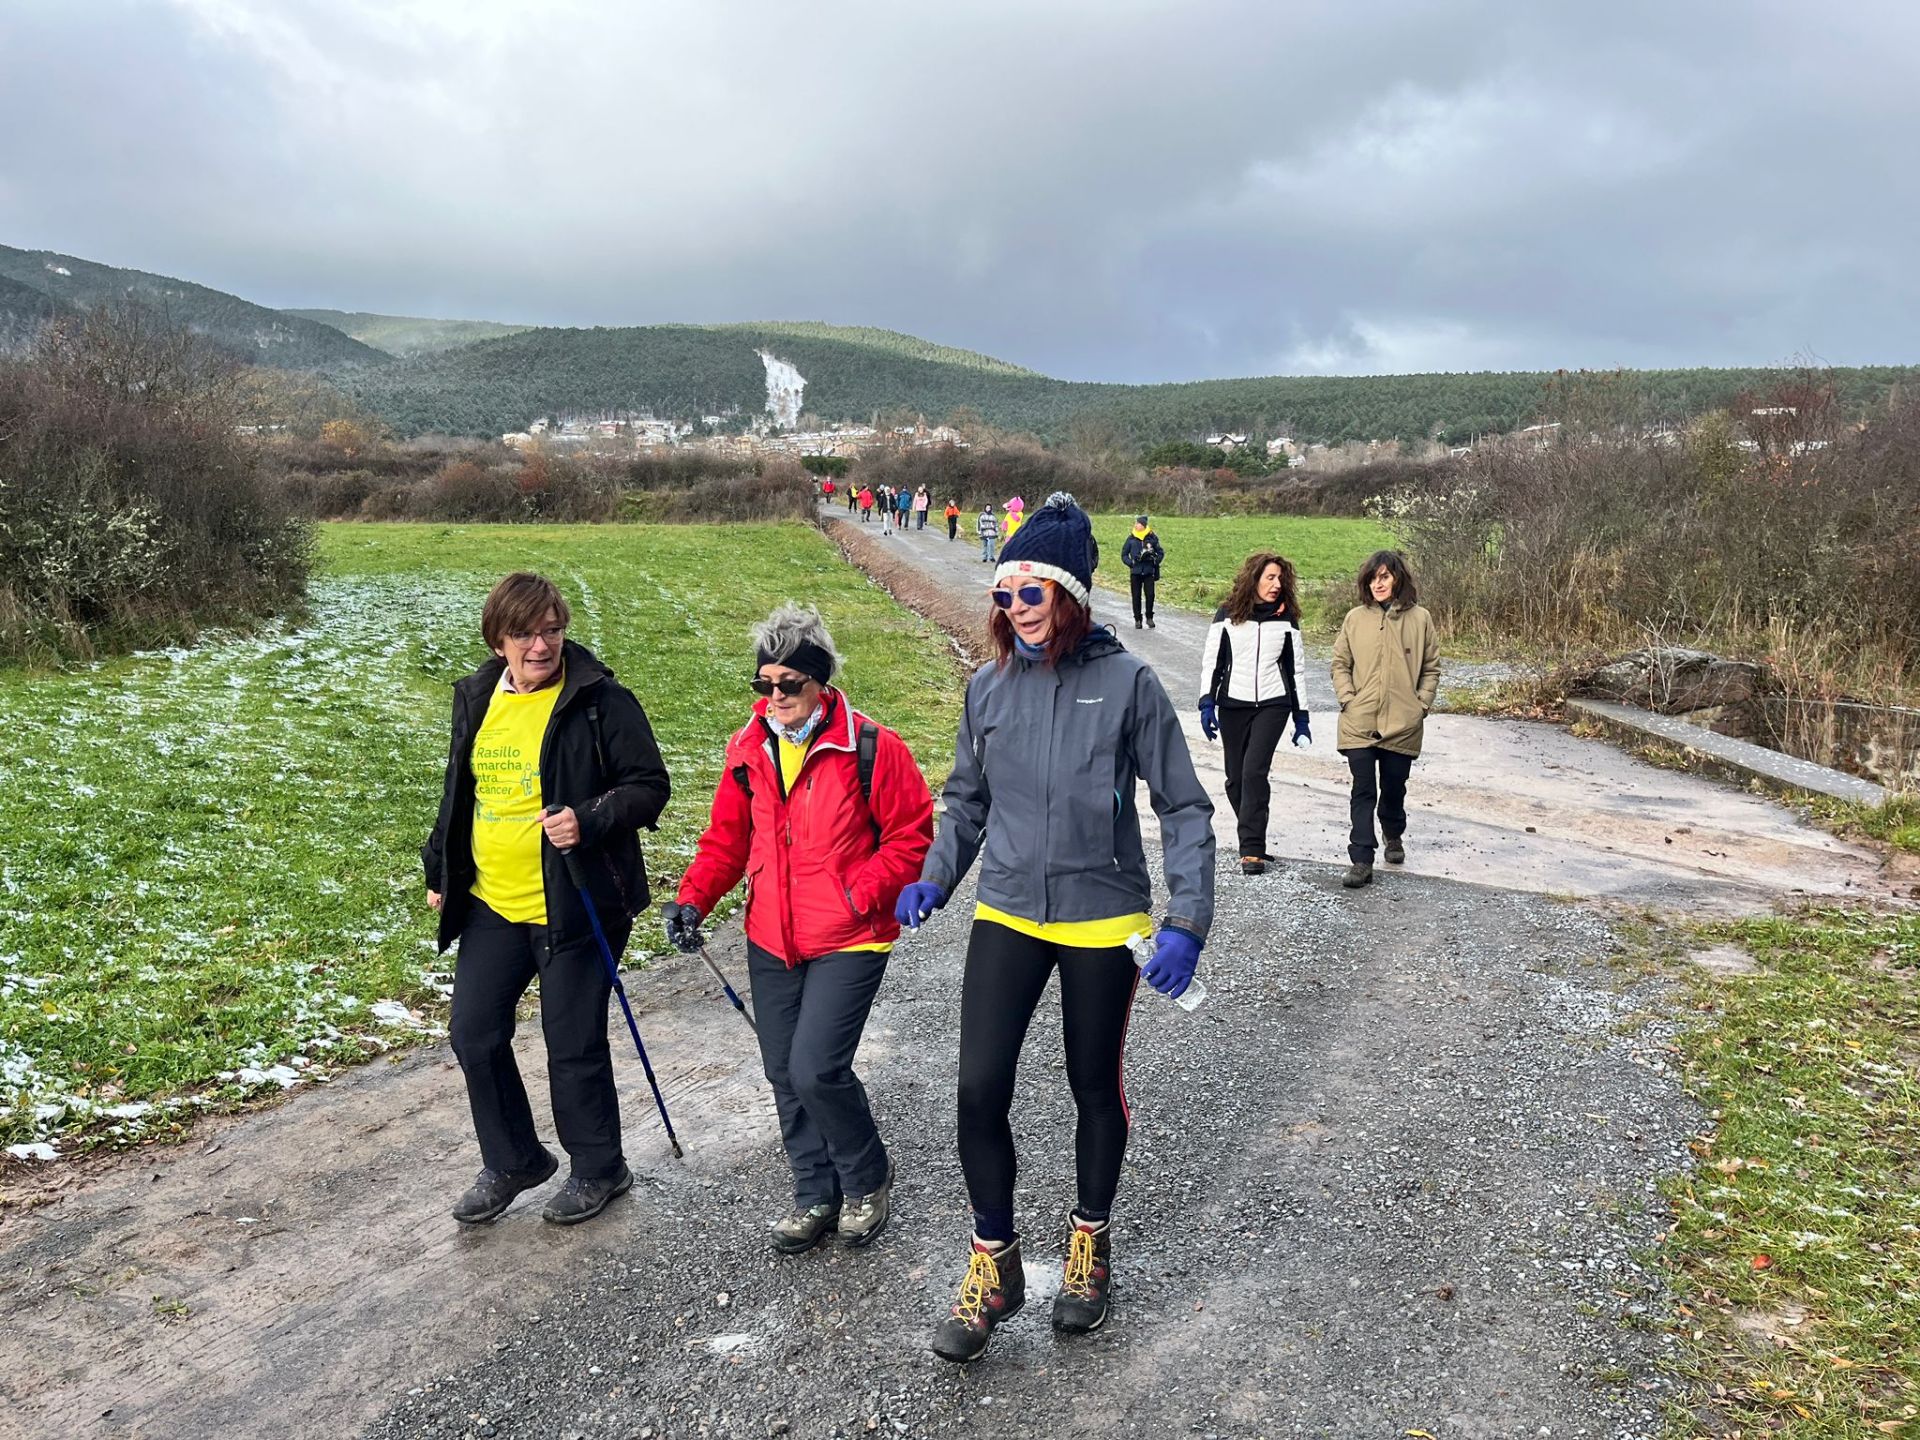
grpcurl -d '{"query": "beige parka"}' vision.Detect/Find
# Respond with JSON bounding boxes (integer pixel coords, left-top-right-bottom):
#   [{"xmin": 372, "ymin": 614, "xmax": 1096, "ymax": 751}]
[{"xmin": 1331, "ymin": 602, "xmax": 1441, "ymax": 757}]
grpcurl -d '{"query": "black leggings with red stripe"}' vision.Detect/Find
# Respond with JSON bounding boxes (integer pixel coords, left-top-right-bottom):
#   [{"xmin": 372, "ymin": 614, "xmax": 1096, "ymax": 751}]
[{"xmin": 956, "ymin": 920, "xmax": 1140, "ymax": 1240}]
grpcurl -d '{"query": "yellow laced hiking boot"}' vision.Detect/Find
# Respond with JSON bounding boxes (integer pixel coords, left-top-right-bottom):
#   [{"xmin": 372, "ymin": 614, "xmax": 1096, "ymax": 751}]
[
  {"xmin": 930, "ymin": 1236, "xmax": 1025, "ymax": 1363},
  {"xmin": 1050, "ymin": 1213, "xmax": 1112, "ymax": 1333}
]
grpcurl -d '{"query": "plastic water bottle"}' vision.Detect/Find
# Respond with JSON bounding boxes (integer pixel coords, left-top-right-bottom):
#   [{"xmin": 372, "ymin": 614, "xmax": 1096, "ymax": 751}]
[{"xmin": 1125, "ymin": 931, "xmax": 1207, "ymax": 1013}]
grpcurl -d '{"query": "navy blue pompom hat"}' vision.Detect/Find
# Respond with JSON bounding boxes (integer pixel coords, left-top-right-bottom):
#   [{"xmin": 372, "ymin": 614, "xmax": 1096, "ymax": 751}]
[{"xmin": 995, "ymin": 492, "xmax": 1095, "ymax": 606}]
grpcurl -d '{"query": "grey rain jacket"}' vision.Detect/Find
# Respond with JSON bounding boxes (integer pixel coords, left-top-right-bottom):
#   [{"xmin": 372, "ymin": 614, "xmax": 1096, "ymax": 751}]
[{"xmin": 922, "ymin": 628, "xmax": 1216, "ymax": 940}]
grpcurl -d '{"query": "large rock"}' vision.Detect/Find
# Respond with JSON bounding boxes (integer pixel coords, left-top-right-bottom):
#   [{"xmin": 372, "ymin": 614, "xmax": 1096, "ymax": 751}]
[{"xmin": 1575, "ymin": 647, "xmax": 1768, "ymax": 714}]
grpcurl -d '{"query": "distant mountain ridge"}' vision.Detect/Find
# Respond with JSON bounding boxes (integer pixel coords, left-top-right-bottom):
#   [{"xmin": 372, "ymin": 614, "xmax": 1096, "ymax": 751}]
[
  {"xmin": 283, "ymin": 308, "xmax": 535, "ymax": 356},
  {"xmin": 0, "ymin": 244, "xmax": 386, "ymax": 369}
]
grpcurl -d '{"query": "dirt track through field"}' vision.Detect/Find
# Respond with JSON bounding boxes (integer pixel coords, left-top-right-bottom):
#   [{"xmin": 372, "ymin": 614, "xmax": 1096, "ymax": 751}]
[{"xmin": 0, "ymin": 509, "xmax": 1906, "ymax": 1440}]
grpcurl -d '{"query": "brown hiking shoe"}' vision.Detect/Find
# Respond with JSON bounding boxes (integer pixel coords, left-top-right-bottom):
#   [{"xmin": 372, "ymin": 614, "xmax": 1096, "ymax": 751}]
[
  {"xmin": 931, "ymin": 1237, "xmax": 1025, "ymax": 1362},
  {"xmin": 1342, "ymin": 862, "xmax": 1374, "ymax": 888},
  {"xmin": 838, "ymin": 1157, "xmax": 894, "ymax": 1248},
  {"xmin": 1051, "ymin": 1214, "xmax": 1112, "ymax": 1333},
  {"xmin": 1239, "ymin": 855, "xmax": 1267, "ymax": 876},
  {"xmin": 770, "ymin": 1200, "xmax": 841, "ymax": 1255}
]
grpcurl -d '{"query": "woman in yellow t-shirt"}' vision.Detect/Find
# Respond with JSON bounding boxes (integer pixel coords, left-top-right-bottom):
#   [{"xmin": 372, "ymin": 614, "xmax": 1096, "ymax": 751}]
[{"xmin": 423, "ymin": 572, "xmax": 670, "ymax": 1228}]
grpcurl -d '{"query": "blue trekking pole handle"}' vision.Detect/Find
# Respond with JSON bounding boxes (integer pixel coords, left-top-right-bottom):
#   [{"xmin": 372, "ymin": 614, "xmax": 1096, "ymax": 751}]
[
  {"xmin": 696, "ymin": 945, "xmax": 757, "ymax": 1033},
  {"xmin": 560, "ymin": 844, "xmax": 683, "ymax": 1159}
]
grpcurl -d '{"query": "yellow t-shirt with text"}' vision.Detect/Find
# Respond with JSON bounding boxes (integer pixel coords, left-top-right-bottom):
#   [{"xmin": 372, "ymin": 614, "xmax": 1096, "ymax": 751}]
[{"xmin": 470, "ymin": 672, "xmax": 563, "ymax": 924}]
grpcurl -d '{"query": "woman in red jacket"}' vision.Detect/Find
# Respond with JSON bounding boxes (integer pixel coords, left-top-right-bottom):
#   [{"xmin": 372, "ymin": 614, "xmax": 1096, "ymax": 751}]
[{"xmin": 664, "ymin": 603, "xmax": 933, "ymax": 1253}]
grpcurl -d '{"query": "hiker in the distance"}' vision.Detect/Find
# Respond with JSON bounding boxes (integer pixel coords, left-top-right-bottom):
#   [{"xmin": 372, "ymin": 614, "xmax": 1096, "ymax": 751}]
[
  {"xmin": 665, "ymin": 604, "xmax": 933, "ymax": 1253},
  {"xmin": 1119, "ymin": 513, "xmax": 1164, "ymax": 629},
  {"xmin": 895, "ymin": 485, "xmax": 913, "ymax": 531},
  {"xmin": 913, "ymin": 485, "xmax": 930, "ymax": 530},
  {"xmin": 1199, "ymin": 551, "xmax": 1311, "ymax": 876},
  {"xmin": 894, "ymin": 493, "xmax": 1216, "ymax": 1363},
  {"xmin": 976, "ymin": 504, "xmax": 999, "ymax": 563},
  {"xmin": 944, "ymin": 499, "xmax": 961, "ymax": 541},
  {"xmin": 847, "ymin": 482, "xmax": 858, "ymax": 514},
  {"xmin": 1001, "ymin": 495, "xmax": 1025, "ymax": 541},
  {"xmin": 858, "ymin": 485, "xmax": 875, "ymax": 522},
  {"xmin": 424, "ymin": 571, "xmax": 671, "ymax": 1227},
  {"xmin": 1331, "ymin": 549, "xmax": 1439, "ymax": 889},
  {"xmin": 880, "ymin": 485, "xmax": 896, "ymax": 535}
]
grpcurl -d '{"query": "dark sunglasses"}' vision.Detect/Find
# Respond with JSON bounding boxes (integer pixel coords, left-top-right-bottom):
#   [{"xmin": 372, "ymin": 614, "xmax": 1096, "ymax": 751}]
[
  {"xmin": 989, "ymin": 583, "xmax": 1049, "ymax": 609},
  {"xmin": 750, "ymin": 675, "xmax": 814, "ymax": 697}
]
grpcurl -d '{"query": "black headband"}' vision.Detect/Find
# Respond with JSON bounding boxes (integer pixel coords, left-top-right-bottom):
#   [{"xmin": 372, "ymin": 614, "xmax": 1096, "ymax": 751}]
[{"xmin": 758, "ymin": 641, "xmax": 834, "ymax": 685}]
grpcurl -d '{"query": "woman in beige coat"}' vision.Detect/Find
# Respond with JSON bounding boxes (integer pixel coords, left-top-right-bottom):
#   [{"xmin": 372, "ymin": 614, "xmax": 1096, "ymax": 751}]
[{"xmin": 1331, "ymin": 550, "xmax": 1439, "ymax": 888}]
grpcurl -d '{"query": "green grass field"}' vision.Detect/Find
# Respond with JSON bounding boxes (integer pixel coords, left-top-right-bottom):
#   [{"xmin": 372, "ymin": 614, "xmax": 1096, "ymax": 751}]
[
  {"xmin": 0, "ymin": 522, "xmax": 964, "ymax": 1157},
  {"xmin": 1087, "ymin": 513, "xmax": 1396, "ymax": 630}
]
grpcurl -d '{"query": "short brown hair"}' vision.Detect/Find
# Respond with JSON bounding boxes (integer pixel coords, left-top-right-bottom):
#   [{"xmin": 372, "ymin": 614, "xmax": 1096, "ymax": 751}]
[
  {"xmin": 1356, "ymin": 550, "xmax": 1417, "ymax": 608},
  {"xmin": 481, "ymin": 572, "xmax": 572, "ymax": 649}
]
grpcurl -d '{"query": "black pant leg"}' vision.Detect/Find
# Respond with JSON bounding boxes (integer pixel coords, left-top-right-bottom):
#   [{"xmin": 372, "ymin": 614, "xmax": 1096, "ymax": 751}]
[
  {"xmin": 449, "ymin": 901, "xmax": 543, "ymax": 1174},
  {"xmin": 536, "ymin": 928, "xmax": 623, "ymax": 1179},
  {"xmin": 748, "ymin": 942, "xmax": 841, "ymax": 1207},
  {"xmin": 1129, "ymin": 574, "xmax": 1146, "ymax": 622},
  {"xmin": 956, "ymin": 922, "xmax": 1057, "ymax": 1231},
  {"xmin": 1217, "ymin": 705, "xmax": 1253, "ymax": 836},
  {"xmin": 1376, "ymin": 749, "xmax": 1414, "ymax": 841},
  {"xmin": 787, "ymin": 950, "xmax": 891, "ymax": 1197},
  {"xmin": 1345, "ymin": 748, "xmax": 1381, "ymax": 863},
  {"xmin": 1142, "ymin": 577, "xmax": 1156, "ymax": 621},
  {"xmin": 1235, "ymin": 705, "xmax": 1291, "ymax": 857},
  {"xmin": 1056, "ymin": 945, "xmax": 1142, "ymax": 1220}
]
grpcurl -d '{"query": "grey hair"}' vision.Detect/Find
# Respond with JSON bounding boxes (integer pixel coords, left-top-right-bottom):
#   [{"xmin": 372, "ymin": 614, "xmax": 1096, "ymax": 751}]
[{"xmin": 752, "ymin": 602, "xmax": 840, "ymax": 677}]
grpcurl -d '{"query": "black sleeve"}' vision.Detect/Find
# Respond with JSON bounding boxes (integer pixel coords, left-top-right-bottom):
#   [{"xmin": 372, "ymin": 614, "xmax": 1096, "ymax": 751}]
[
  {"xmin": 578, "ymin": 684, "xmax": 671, "ymax": 845},
  {"xmin": 421, "ymin": 691, "xmax": 463, "ymax": 887},
  {"xmin": 1281, "ymin": 633, "xmax": 1300, "ymax": 713}
]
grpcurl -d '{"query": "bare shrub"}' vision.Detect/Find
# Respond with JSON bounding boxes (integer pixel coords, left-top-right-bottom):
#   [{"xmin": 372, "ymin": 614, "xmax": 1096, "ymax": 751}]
[{"xmin": 0, "ymin": 304, "xmax": 310, "ymax": 663}]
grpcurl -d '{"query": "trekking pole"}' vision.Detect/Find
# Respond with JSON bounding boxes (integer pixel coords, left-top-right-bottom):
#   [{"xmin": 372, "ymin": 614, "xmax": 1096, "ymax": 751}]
[
  {"xmin": 560, "ymin": 847, "xmax": 683, "ymax": 1159},
  {"xmin": 696, "ymin": 944, "xmax": 756, "ymax": 1034}
]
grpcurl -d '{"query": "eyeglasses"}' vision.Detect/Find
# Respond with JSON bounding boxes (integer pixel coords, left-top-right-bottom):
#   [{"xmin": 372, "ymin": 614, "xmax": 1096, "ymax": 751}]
[
  {"xmin": 750, "ymin": 675, "xmax": 815, "ymax": 698},
  {"xmin": 989, "ymin": 584, "xmax": 1049, "ymax": 609},
  {"xmin": 506, "ymin": 625, "xmax": 566, "ymax": 646}
]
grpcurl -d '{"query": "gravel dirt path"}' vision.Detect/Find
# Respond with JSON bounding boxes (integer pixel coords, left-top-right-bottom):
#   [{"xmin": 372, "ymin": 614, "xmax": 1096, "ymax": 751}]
[{"xmin": 0, "ymin": 509, "xmax": 1901, "ymax": 1439}]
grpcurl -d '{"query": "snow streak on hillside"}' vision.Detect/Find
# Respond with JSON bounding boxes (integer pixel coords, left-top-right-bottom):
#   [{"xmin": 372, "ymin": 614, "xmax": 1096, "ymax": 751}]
[{"xmin": 758, "ymin": 350, "xmax": 805, "ymax": 428}]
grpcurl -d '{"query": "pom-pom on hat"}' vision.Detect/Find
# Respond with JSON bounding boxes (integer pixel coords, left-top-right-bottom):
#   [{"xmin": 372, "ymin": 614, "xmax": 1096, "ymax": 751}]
[{"xmin": 995, "ymin": 492, "xmax": 1096, "ymax": 607}]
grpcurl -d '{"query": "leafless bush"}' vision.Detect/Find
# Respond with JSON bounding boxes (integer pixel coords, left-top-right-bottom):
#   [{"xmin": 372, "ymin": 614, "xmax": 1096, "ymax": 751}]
[
  {"xmin": 1399, "ymin": 380, "xmax": 1920, "ymax": 696},
  {"xmin": 0, "ymin": 304, "xmax": 309, "ymax": 663}
]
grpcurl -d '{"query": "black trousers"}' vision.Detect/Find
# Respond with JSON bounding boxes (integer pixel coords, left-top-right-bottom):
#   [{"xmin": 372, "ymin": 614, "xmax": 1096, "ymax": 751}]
[
  {"xmin": 956, "ymin": 921, "xmax": 1140, "ymax": 1233},
  {"xmin": 748, "ymin": 943, "xmax": 891, "ymax": 1207},
  {"xmin": 1219, "ymin": 703, "xmax": 1292, "ymax": 857},
  {"xmin": 1344, "ymin": 745, "xmax": 1415, "ymax": 863},
  {"xmin": 1129, "ymin": 574, "xmax": 1157, "ymax": 623},
  {"xmin": 449, "ymin": 898, "xmax": 625, "ymax": 1179},
  {"xmin": 947, "ymin": 516, "xmax": 959, "ymax": 540}
]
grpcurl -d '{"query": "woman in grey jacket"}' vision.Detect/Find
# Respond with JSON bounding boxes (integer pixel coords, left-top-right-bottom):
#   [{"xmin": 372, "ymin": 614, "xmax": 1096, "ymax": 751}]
[{"xmin": 894, "ymin": 493, "xmax": 1216, "ymax": 1363}]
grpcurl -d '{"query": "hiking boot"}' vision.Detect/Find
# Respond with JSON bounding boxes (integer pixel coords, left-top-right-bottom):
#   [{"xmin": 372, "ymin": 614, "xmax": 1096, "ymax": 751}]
[
  {"xmin": 839, "ymin": 1158, "xmax": 894, "ymax": 1248},
  {"xmin": 931, "ymin": 1237, "xmax": 1025, "ymax": 1363},
  {"xmin": 1147, "ymin": 617, "xmax": 1156, "ymax": 629},
  {"xmin": 770, "ymin": 1199, "xmax": 841, "ymax": 1255},
  {"xmin": 1383, "ymin": 834, "xmax": 1406, "ymax": 865},
  {"xmin": 1051, "ymin": 1213, "xmax": 1113, "ymax": 1333},
  {"xmin": 1342, "ymin": 862, "xmax": 1374, "ymax": 889},
  {"xmin": 1134, "ymin": 619, "xmax": 1143, "ymax": 629},
  {"xmin": 1240, "ymin": 856, "xmax": 1267, "ymax": 876},
  {"xmin": 540, "ymin": 1164, "xmax": 633, "ymax": 1225},
  {"xmin": 452, "ymin": 1148, "xmax": 558, "ymax": 1225}
]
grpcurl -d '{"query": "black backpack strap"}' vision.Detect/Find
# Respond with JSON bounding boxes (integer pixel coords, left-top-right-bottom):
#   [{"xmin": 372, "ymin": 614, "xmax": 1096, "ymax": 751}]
[
  {"xmin": 857, "ymin": 719, "xmax": 881, "ymax": 845},
  {"xmin": 730, "ymin": 762, "xmax": 753, "ymax": 800},
  {"xmin": 585, "ymin": 704, "xmax": 608, "ymax": 777}
]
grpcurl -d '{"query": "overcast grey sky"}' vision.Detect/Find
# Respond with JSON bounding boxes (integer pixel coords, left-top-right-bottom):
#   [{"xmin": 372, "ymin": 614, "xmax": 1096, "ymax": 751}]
[{"xmin": 3, "ymin": 0, "xmax": 1915, "ymax": 381}]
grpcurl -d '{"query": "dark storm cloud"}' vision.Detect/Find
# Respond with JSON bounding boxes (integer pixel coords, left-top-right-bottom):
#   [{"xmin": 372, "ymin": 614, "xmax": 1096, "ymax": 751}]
[{"xmin": 2, "ymin": 0, "xmax": 1915, "ymax": 380}]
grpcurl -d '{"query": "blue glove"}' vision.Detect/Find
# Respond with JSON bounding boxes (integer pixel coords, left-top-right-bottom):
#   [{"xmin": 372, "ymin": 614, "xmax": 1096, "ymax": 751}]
[
  {"xmin": 1291, "ymin": 710, "xmax": 1312, "ymax": 747},
  {"xmin": 895, "ymin": 881, "xmax": 948, "ymax": 929},
  {"xmin": 1141, "ymin": 927, "xmax": 1201, "ymax": 999},
  {"xmin": 1197, "ymin": 697, "xmax": 1218, "ymax": 742},
  {"xmin": 662, "ymin": 901, "xmax": 704, "ymax": 953}
]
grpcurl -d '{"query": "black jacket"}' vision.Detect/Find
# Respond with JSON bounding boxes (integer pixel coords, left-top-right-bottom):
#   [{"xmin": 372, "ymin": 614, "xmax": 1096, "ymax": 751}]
[
  {"xmin": 422, "ymin": 640, "xmax": 670, "ymax": 954},
  {"xmin": 1121, "ymin": 531, "xmax": 1164, "ymax": 580}
]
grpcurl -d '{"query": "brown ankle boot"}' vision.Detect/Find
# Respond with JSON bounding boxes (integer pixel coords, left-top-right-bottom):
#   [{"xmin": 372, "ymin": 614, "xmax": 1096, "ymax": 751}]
[{"xmin": 1051, "ymin": 1213, "xmax": 1112, "ymax": 1333}]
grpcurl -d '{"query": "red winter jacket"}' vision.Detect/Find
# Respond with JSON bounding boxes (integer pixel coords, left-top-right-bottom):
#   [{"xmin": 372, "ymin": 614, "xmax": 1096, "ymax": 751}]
[{"xmin": 677, "ymin": 691, "xmax": 933, "ymax": 966}]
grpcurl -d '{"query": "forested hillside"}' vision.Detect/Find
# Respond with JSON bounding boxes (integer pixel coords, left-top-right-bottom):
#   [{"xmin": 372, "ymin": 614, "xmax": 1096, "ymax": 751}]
[
  {"xmin": 333, "ymin": 320, "xmax": 1920, "ymax": 445},
  {"xmin": 284, "ymin": 308, "xmax": 535, "ymax": 356},
  {"xmin": 0, "ymin": 245, "xmax": 387, "ymax": 370}
]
